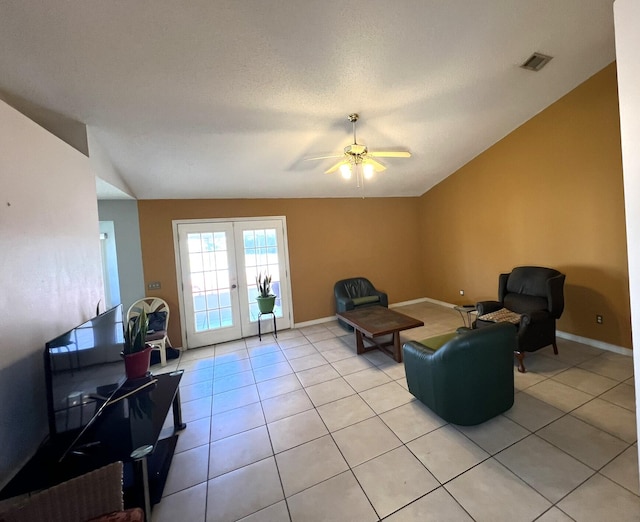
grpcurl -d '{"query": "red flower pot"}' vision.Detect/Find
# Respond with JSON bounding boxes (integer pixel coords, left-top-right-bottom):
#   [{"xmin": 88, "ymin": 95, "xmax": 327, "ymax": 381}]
[{"xmin": 123, "ymin": 345, "xmax": 152, "ymax": 380}]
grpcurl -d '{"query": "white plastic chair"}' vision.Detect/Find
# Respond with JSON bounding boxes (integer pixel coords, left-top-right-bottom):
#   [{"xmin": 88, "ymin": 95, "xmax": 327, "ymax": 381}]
[{"xmin": 126, "ymin": 297, "xmax": 171, "ymax": 366}]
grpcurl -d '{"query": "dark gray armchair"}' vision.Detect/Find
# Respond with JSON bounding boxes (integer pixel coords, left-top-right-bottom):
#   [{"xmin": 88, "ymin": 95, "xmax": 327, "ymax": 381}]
[
  {"xmin": 475, "ymin": 266, "xmax": 566, "ymax": 373},
  {"xmin": 334, "ymin": 277, "xmax": 388, "ymax": 330}
]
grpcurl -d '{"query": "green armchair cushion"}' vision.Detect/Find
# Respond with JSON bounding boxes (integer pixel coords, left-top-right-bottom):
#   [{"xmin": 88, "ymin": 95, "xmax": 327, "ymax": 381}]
[
  {"xmin": 351, "ymin": 295, "xmax": 380, "ymax": 306},
  {"xmin": 403, "ymin": 322, "xmax": 516, "ymax": 425},
  {"xmin": 477, "ymin": 307, "xmax": 522, "ymax": 325},
  {"xmin": 416, "ymin": 332, "xmax": 457, "ymax": 351}
]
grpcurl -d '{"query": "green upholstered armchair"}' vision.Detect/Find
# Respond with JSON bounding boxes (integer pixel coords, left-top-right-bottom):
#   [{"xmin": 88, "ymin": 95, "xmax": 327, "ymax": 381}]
[
  {"xmin": 334, "ymin": 277, "xmax": 388, "ymax": 330},
  {"xmin": 403, "ymin": 322, "xmax": 516, "ymax": 426}
]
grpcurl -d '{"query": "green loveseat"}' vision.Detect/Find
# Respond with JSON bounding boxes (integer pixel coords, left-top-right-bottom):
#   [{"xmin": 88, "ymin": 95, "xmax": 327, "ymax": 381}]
[{"xmin": 403, "ymin": 322, "xmax": 516, "ymax": 425}]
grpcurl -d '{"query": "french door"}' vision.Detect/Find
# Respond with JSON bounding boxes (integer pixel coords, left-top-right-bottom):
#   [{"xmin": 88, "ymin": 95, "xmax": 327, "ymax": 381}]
[{"xmin": 175, "ymin": 218, "xmax": 292, "ymax": 348}]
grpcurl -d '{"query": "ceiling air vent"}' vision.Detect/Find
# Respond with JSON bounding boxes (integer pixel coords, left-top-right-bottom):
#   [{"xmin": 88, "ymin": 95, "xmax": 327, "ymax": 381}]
[{"xmin": 520, "ymin": 52, "xmax": 553, "ymax": 71}]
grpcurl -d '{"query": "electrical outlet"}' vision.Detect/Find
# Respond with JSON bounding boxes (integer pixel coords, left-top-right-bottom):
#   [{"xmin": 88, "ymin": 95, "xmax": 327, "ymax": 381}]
[
  {"xmin": 596, "ymin": 314, "xmax": 603, "ymax": 324},
  {"xmin": 147, "ymin": 281, "xmax": 161, "ymax": 290},
  {"xmin": 459, "ymin": 290, "xmax": 465, "ymax": 296}
]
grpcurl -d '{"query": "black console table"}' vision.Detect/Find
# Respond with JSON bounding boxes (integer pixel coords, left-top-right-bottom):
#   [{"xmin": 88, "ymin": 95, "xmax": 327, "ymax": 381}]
[{"xmin": 1, "ymin": 370, "xmax": 186, "ymax": 520}]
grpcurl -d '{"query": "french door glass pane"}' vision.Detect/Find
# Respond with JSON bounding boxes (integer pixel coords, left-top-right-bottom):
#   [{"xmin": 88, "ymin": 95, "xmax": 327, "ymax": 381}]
[
  {"xmin": 188, "ymin": 231, "xmax": 234, "ymax": 333},
  {"xmin": 243, "ymin": 228, "xmax": 282, "ymax": 320}
]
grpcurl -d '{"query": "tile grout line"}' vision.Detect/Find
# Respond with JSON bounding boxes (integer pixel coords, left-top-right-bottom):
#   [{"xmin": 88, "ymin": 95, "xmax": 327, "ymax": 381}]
[{"xmin": 156, "ymin": 312, "xmax": 637, "ymax": 521}]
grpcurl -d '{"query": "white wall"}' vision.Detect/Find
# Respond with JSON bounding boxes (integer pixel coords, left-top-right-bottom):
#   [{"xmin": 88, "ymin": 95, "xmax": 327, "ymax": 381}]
[
  {"xmin": 97, "ymin": 200, "xmax": 146, "ymax": 312},
  {"xmin": 99, "ymin": 220, "xmax": 122, "ymax": 309},
  {"xmin": 87, "ymin": 127, "xmax": 135, "ymax": 198},
  {"xmin": 0, "ymin": 99, "xmax": 104, "ymax": 487},
  {"xmin": 614, "ymin": 0, "xmax": 640, "ymax": 487}
]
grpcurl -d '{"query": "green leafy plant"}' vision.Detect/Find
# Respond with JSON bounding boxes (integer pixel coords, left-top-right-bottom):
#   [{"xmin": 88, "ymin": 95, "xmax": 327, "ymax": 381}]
[
  {"xmin": 123, "ymin": 309, "xmax": 149, "ymax": 355},
  {"xmin": 256, "ymin": 272, "xmax": 274, "ymax": 298}
]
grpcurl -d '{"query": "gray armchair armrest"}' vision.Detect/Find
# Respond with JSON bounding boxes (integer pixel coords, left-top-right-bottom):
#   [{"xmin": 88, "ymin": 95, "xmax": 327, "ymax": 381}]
[
  {"xmin": 476, "ymin": 300, "xmax": 502, "ymax": 316},
  {"xmin": 404, "ymin": 340, "xmax": 437, "ymax": 356},
  {"xmin": 374, "ymin": 291, "xmax": 389, "ymax": 308},
  {"xmin": 403, "ymin": 341, "xmax": 437, "ymax": 407},
  {"xmin": 520, "ymin": 309, "xmax": 549, "ymax": 327},
  {"xmin": 335, "ymin": 296, "xmax": 355, "ymax": 312}
]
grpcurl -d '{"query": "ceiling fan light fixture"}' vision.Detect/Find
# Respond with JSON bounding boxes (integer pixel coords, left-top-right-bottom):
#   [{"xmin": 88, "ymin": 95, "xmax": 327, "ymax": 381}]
[
  {"xmin": 363, "ymin": 163, "xmax": 374, "ymax": 179},
  {"xmin": 340, "ymin": 163, "xmax": 352, "ymax": 179},
  {"xmin": 313, "ymin": 112, "xmax": 411, "ymax": 185}
]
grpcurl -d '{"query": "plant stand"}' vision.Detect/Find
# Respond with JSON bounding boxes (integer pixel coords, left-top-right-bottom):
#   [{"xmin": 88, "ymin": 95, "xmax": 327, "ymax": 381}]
[{"xmin": 258, "ymin": 311, "xmax": 277, "ymax": 341}]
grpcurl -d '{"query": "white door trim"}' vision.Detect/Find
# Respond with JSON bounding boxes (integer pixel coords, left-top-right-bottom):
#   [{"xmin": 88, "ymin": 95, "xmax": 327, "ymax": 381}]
[{"xmin": 172, "ymin": 216, "xmax": 294, "ymax": 349}]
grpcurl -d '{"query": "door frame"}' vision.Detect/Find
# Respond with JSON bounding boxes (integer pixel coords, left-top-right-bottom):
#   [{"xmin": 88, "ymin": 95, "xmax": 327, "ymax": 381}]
[{"xmin": 172, "ymin": 216, "xmax": 294, "ymax": 349}]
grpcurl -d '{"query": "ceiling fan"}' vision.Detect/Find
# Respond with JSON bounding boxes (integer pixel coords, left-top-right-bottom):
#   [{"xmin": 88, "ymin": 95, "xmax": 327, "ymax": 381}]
[{"xmin": 307, "ymin": 113, "xmax": 411, "ymax": 186}]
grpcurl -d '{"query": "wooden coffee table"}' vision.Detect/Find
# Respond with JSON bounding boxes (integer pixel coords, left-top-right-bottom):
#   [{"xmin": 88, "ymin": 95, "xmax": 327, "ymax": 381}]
[{"xmin": 337, "ymin": 306, "xmax": 424, "ymax": 363}]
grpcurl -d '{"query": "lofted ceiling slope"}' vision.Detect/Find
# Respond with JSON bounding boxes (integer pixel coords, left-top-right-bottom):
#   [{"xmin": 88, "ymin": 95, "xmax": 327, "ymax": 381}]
[{"xmin": 0, "ymin": 1, "xmax": 616, "ymax": 199}]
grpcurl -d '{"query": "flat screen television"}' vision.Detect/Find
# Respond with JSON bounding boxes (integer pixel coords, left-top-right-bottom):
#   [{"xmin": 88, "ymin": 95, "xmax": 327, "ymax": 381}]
[{"xmin": 44, "ymin": 304, "xmax": 126, "ymax": 441}]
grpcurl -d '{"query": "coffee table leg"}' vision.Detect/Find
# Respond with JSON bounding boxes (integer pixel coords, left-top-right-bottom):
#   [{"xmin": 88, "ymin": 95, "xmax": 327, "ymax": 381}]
[
  {"xmin": 393, "ymin": 332, "xmax": 402, "ymax": 362},
  {"xmin": 355, "ymin": 329, "xmax": 365, "ymax": 355}
]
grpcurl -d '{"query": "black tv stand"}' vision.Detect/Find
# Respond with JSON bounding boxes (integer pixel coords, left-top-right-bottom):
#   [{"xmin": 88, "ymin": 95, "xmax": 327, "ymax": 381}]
[{"xmin": 1, "ymin": 371, "xmax": 186, "ymax": 521}]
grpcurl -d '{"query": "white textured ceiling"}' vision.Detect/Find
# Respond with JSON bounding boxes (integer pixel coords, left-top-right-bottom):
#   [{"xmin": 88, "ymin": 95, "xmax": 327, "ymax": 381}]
[{"xmin": 0, "ymin": 1, "xmax": 616, "ymax": 199}]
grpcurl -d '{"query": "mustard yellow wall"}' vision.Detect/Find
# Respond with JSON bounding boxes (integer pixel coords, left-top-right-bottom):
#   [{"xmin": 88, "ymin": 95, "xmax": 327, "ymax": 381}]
[
  {"xmin": 138, "ymin": 198, "xmax": 425, "ymax": 344},
  {"xmin": 419, "ymin": 63, "xmax": 631, "ymax": 349},
  {"xmin": 137, "ymin": 63, "xmax": 630, "ymax": 350}
]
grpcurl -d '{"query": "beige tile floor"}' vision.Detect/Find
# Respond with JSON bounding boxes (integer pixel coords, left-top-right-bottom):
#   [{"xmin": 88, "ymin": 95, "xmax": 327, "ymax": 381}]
[{"xmin": 150, "ymin": 301, "xmax": 640, "ymax": 522}]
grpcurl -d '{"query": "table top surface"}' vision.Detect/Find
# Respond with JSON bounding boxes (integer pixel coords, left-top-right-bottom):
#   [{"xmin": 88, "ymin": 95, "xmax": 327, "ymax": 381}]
[
  {"xmin": 337, "ymin": 306, "xmax": 424, "ymax": 336},
  {"xmin": 85, "ymin": 371, "xmax": 183, "ymax": 459},
  {"xmin": 454, "ymin": 304, "xmax": 477, "ymax": 311}
]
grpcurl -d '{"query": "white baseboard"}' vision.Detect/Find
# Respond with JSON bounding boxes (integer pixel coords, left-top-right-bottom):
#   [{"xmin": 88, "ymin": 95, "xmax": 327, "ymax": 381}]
[
  {"xmin": 295, "ymin": 296, "xmax": 632, "ymax": 357},
  {"xmin": 402, "ymin": 296, "xmax": 457, "ymax": 309},
  {"xmin": 294, "ymin": 297, "xmax": 438, "ymax": 328},
  {"xmin": 294, "ymin": 316, "xmax": 336, "ymax": 328},
  {"xmin": 389, "ymin": 297, "xmax": 435, "ymax": 308},
  {"xmin": 556, "ymin": 330, "xmax": 632, "ymax": 357}
]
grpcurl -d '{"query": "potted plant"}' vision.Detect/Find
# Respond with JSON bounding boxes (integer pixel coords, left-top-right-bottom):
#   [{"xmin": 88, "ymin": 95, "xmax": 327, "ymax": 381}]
[
  {"xmin": 122, "ymin": 309, "xmax": 152, "ymax": 380},
  {"xmin": 256, "ymin": 271, "xmax": 276, "ymax": 314}
]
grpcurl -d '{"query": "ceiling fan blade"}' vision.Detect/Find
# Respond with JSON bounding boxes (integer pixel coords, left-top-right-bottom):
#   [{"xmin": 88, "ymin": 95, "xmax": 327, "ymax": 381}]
[
  {"xmin": 364, "ymin": 157, "xmax": 387, "ymax": 172},
  {"xmin": 305, "ymin": 154, "xmax": 344, "ymax": 161},
  {"xmin": 325, "ymin": 160, "xmax": 348, "ymax": 174},
  {"xmin": 368, "ymin": 151, "xmax": 412, "ymax": 158}
]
